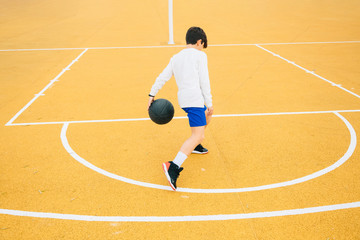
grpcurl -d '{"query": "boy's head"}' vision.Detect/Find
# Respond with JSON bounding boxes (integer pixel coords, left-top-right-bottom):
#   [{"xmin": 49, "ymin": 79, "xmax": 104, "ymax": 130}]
[{"xmin": 186, "ymin": 27, "xmax": 207, "ymax": 49}]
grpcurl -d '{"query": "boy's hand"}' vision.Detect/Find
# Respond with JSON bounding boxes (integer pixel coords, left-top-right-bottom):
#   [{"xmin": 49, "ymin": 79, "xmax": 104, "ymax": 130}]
[
  {"xmin": 148, "ymin": 96, "xmax": 155, "ymax": 110},
  {"xmin": 207, "ymin": 106, "xmax": 214, "ymax": 116}
]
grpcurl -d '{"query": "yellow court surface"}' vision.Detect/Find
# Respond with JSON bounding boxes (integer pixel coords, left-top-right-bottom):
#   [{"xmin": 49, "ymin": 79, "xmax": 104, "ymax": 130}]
[{"xmin": 1, "ymin": 0, "xmax": 360, "ymax": 239}]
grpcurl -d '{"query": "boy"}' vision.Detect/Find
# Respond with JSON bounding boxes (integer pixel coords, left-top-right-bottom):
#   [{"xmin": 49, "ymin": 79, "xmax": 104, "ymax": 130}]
[{"xmin": 148, "ymin": 27, "xmax": 213, "ymax": 191}]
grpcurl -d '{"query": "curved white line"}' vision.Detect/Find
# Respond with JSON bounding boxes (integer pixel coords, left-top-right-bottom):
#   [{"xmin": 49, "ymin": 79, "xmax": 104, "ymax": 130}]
[
  {"xmin": 60, "ymin": 112, "xmax": 356, "ymax": 193},
  {"xmin": 1, "ymin": 201, "xmax": 360, "ymax": 222}
]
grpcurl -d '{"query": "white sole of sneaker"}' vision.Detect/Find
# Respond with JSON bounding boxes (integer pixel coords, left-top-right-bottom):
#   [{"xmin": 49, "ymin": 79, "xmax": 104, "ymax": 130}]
[
  {"xmin": 191, "ymin": 150, "xmax": 208, "ymax": 154},
  {"xmin": 162, "ymin": 163, "xmax": 176, "ymax": 191}
]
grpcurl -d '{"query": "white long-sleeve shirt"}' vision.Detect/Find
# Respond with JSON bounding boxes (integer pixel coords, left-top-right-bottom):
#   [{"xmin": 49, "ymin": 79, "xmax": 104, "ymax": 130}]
[{"xmin": 150, "ymin": 48, "xmax": 213, "ymax": 108}]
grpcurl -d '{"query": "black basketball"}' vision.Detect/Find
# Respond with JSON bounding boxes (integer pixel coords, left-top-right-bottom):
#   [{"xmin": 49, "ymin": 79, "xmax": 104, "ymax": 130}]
[{"xmin": 148, "ymin": 98, "xmax": 174, "ymax": 125}]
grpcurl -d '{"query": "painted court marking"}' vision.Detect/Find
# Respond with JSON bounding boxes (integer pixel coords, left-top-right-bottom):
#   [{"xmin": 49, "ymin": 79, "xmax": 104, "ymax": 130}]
[
  {"xmin": 60, "ymin": 111, "xmax": 356, "ymax": 194},
  {"xmin": 0, "ymin": 40, "xmax": 359, "ymax": 52},
  {"xmin": 5, "ymin": 48, "xmax": 89, "ymax": 126},
  {"xmin": 2, "ymin": 41, "xmax": 360, "ymax": 222},
  {"xmin": 256, "ymin": 44, "xmax": 360, "ymax": 100},
  {"xmin": 1, "ymin": 201, "xmax": 360, "ymax": 222},
  {"xmin": 6, "ymin": 109, "xmax": 360, "ymax": 126},
  {"xmin": 2, "ymin": 112, "xmax": 358, "ymax": 222},
  {"xmin": 4, "ymin": 40, "xmax": 360, "ymax": 127}
]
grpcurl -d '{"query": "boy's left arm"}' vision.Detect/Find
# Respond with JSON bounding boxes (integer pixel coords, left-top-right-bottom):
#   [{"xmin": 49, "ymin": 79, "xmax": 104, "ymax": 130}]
[
  {"xmin": 199, "ymin": 54, "xmax": 213, "ymax": 109},
  {"xmin": 149, "ymin": 59, "xmax": 173, "ymax": 98}
]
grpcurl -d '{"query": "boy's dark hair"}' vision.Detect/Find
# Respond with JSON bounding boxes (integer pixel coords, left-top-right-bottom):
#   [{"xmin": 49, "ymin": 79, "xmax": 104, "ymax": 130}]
[{"xmin": 186, "ymin": 27, "xmax": 207, "ymax": 48}]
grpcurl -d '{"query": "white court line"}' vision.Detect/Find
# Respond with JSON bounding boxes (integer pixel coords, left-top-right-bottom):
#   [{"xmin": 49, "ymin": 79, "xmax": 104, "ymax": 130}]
[
  {"xmin": 1, "ymin": 201, "xmax": 359, "ymax": 222},
  {"xmin": 6, "ymin": 109, "xmax": 360, "ymax": 126},
  {"xmin": 4, "ymin": 41, "xmax": 360, "ymax": 127},
  {"xmin": 2, "ymin": 42, "xmax": 359, "ymax": 223},
  {"xmin": 0, "ymin": 40, "xmax": 359, "ymax": 51},
  {"xmin": 60, "ymin": 112, "xmax": 356, "ymax": 193},
  {"xmin": 212, "ymin": 40, "xmax": 360, "ymax": 47},
  {"xmin": 256, "ymin": 44, "xmax": 360, "ymax": 100},
  {"xmin": 5, "ymin": 49, "xmax": 88, "ymax": 126},
  {"xmin": 0, "ymin": 45, "xmax": 186, "ymax": 52}
]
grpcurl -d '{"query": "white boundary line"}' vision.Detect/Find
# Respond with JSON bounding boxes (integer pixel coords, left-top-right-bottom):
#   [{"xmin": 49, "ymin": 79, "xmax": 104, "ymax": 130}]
[
  {"xmin": 5, "ymin": 49, "xmax": 88, "ymax": 126},
  {"xmin": 212, "ymin": 40, "xmax": 360, "ymax": 46},
  {"xmin": 0, "ymin": 40, "xmax": 359, "ymax": 52},
  {"xmin": 4, "ymin": 41, "xmax": 360, "ymax": 127},
  {"xmin": 256, "ymin": 44, "xmax": 360, "ymax": 99},
  {"xmin": 0, "ymin": 45, "xmax": 186, "ymax": 52},
  {"xmin": 60, "ymin": 112, "xmax": 356, "ymax": 193},
  {"xmin": 1, "ymin": 201, "xmax": 359, "ymax": 222},
  {"xmin": 6, "ymin": 109, "xmax": 360, "ymax": 126}
]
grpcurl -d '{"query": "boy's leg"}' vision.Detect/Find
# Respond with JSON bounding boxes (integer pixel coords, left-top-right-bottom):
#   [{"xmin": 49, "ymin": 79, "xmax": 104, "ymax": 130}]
[
  {"xmin": 170, "ymin": 126, "xmax": 205, "ymax": 168},
  {"xmin": 192, "ymin": 108, "xmax": 212, "ymax": 154},
  {"xmin": 180, "ymin": 126, "xmax": 206, "ymax": 156},
  {"xmin": 173, "ymin": 126, "xmax": 205, "ymax": 166},
  {"xmin": 163, "ymin": 126, "xmax": 205, "ymax": 190}
]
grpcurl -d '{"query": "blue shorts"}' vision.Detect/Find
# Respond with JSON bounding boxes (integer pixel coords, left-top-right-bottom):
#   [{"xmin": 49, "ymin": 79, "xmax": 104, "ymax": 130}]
[{"xmin": 182, "ymin": 106, "xmax": 207, "ymax": 127}]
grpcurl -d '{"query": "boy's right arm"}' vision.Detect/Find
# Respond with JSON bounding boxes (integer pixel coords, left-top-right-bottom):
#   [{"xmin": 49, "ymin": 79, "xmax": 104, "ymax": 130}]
[
  {"xmin": 149, "ymin": 59, "xmax": 173, "ymax": 98},
  {"xmin": 148, "ymin": 59, "xmax": 173, "ymax": 110}
]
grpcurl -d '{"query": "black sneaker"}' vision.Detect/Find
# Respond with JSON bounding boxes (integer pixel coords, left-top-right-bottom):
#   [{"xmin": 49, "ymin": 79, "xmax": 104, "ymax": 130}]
[
  {"xmin": 192, "ymin": 144, "xmax": 208, "ymax": 154},
  {"xmin": 162, "ymin": 161, "xmax": 183, "ymax": 191}
]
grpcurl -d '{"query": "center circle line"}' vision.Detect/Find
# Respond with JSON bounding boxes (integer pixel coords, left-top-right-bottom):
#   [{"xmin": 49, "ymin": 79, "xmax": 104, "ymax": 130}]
[{"xmin": 60, "ymin": 112, "xmax": 356, "ymax": 193}]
